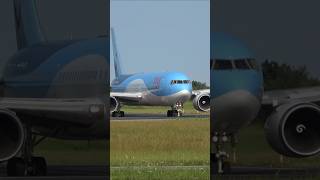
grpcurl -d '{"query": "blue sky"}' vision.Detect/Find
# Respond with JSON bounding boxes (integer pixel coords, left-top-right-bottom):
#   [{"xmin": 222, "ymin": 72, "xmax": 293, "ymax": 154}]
[{"xmin": 110, "ymin": 0, "xmax": 210, "ymax": 84}]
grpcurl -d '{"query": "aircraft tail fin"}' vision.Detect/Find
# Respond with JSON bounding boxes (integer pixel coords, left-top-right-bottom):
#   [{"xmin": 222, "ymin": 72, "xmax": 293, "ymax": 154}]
[
  {"xmin": 13, "ymin": 0, "xmax": 46, "ymax": 50},
  {"xmin": 111, "ymin": 28, "xmax": 123, "ymax": 78}
]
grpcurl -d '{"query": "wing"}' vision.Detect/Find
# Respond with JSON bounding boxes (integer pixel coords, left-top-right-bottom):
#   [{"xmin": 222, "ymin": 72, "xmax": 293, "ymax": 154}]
[
  {"xmin": 262, "ymin": 86, "xmax": 320, "ymax": 107},
  {"xmin": 110, "ymin": 92, "xmax": 143, "ymax": 103},
  {"xmin": 0, "ymin": 97, "xmax": 105, "ymax": 126}
]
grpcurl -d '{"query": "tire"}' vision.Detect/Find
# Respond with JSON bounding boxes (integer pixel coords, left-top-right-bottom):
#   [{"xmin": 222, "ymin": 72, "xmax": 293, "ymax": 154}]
[
  {"xmin": 120, "ymin": 111, "xmax": 125, "ymax": 117},
  {"xmin": 7, "ymin": 157, "xmax": 26, "ymax": 176},
  {"xmin": 210, "ymin": 153, "xmax": 218, "ymax": 175},
  {"xmin": 32, "ymin": 157, "xmax": 47, "ymax": 176},
  {"xmin": 112, "ymin": 112, "xmax": 121, "ymax": 117},
  {"xmin": 172, "ymin": 110, "xmax": 178, "ymax": 117},
  {"xmin": 167, "ymin": 110, "xmax": 172, "ymax": 117},
  {"xmin": 211, "ymin": 161, "xmax": 219, "ymax": 175},
  {"xmin": 222, "ymin": 161, "xmax": 231, "ymax": 174}
]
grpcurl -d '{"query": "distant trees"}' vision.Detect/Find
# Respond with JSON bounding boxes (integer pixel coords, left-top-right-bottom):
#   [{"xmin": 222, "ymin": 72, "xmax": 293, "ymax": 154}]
[
  {"xmin": 192, "ymin": 80, "xmax": 209, "ymax": 90},
  {"xmin": 262, "ymin": 60, "xmax": 320, "ymax": 90}
]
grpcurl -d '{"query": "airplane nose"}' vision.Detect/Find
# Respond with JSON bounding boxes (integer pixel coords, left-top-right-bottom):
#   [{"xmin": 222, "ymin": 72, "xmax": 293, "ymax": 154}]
[
  {"xmin": 211, "ymin": 90, "xmax": 261, "ymax": 133},
  {"xmin": 179, "ymin": 89, "xmax": 192, "ymax": 102}
]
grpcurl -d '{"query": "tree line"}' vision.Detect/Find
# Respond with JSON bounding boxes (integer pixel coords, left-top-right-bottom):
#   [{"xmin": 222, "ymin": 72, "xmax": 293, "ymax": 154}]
[{"xmin": 262, "ymin": 60, "xmax": 320, "ymax": 90}]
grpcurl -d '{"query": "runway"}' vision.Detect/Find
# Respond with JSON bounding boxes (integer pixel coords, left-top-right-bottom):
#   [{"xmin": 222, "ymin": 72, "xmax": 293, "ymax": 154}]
[
  {"xmin": 226, "ymin": 166, "xmax": 320, "ymax": 176},
  {"xmin": 110, "ymin": 113, "xmax": 209, "ymax": 121},
  {"xmin": 0, "ymin": 165, "xmax": 318, "ymax": 178}
]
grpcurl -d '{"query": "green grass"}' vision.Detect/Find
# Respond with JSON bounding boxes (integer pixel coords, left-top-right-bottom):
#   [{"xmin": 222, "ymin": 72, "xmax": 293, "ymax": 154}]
[
  {"xmin": 110, "ymin": 103, "xmax": 210, "ymax": 179},
  {"xmin": 110, "ymin": 119, "xmax": 210, "ymax": 167}
]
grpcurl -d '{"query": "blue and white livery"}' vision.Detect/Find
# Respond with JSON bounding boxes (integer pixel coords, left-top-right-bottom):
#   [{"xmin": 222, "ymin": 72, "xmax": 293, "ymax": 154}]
[{"xmin": 110, "ymin": 29, "xmax": 210, "ymax": 117}]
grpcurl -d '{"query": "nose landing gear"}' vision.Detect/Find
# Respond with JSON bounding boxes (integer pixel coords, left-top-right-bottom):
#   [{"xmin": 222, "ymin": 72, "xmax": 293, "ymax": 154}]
[
  {"xmin": 167, "ymin": 102, "xmax": 184, "ymax": 117},
  {"xmin": 211, "ymin": 132, "xmax": 236, "ymax": 174}
]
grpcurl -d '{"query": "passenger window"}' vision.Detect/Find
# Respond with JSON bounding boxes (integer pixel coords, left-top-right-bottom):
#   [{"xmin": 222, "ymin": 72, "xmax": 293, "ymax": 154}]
[
  {"xmin": 214, "ymin": 60, "xmax": 233, "ymax": 70},
  {"xmin": 234, "ymin": 59, "xmax": 250, "ymax": 69}
]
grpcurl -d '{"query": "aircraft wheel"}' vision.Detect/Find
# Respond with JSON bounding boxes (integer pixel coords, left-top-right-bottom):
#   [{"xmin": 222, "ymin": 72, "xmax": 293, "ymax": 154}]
[
  {"xmin": 7, "ymin": 157, "xmax": 26, "ymax": 176},
  {"xmin": 31, "ymin": 157, "xmax": 47, "ymax": 176},
  {"xmin": 7, "ymin": 157, "xmax": 47, "ymax": 176},
  {"xmin": 210, "ymin": 153, "xmax": 218, "ymax": 175},
  {"xmin": 222, "ymin": 161, "xmax": 231, "ymax": 174},
  {"xmin": 112, "ymin": 111, "xmax": 124, "ymax": 117},
  {"xmin": 172, "ymin": 110, "xmax": 178, "ymax": 117},
  {"xmin": 167, "ymin": 110, "xmax": 172, "ymax": 117}
]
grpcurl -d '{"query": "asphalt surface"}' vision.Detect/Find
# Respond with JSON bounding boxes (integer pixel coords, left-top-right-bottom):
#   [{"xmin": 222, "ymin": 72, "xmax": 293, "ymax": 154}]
[
  {"xmin": 226, "ymin": 166, "xmax": 320, "ymax": 176},
  {"xmin": 0, "ymin": 165, "xmax": 319, "ymax": 179},
  {"xmin": 110, "ymin": 113, "xmax": 209, "ymax": 121}
]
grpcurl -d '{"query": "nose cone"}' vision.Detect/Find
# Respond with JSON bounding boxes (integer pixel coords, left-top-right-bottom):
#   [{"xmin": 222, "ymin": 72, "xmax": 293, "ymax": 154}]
[
  {"xmin": 211, "ymin": 90, "xmax": 261, "ymax": 134},
  {"xmin": 177, "ymin": 89, "xmax": 192, "ymax": 102}
]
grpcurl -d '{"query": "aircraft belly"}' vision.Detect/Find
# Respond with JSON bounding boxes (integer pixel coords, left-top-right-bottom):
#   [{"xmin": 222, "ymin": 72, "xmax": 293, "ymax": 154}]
[{"xmin": 211, "ymin": 90, "xmax": 261, "ymax": 134}]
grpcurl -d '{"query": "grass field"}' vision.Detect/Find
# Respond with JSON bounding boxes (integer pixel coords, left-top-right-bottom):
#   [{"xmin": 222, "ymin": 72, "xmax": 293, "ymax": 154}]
[{"xmin": 110, "ymin": 120, "xmax": 210, "ymax": 179}]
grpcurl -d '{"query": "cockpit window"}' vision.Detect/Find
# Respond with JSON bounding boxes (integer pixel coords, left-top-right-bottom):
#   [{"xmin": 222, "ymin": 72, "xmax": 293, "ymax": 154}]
[
  {"xmin": 247, "ymin": 58, "xmax": 259, "ymax": 70},
  {"xmin": 234, "ymin": 59, "xmax": 250, "ymax": 69},
  {"xmin": 211, "ymin": 58, "xmax": 260, "ymax": 71},
  {"xmin": 214, "ymin": 60, "xmax": 233, "ymax": 70},
  {"xmin": 171, "ymin": 80, "xmax": 191, "ymax": 84}
]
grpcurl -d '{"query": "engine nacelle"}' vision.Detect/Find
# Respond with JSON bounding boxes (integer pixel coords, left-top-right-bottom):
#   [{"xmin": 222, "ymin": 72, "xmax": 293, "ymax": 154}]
[
  {"xmin": 0, "ymin": 109, "xmax": 24, "ymax": 162},
  {"xmin": 192, "ymin": 94, "xmax": 210, "ymax": 112},
  {"xmin": 265, "ymin": 102, "xmax": 320, "ymax": 157},
  {"xmin": 110, "ymin": 96, "xmax": 119, "ymax": 112}
]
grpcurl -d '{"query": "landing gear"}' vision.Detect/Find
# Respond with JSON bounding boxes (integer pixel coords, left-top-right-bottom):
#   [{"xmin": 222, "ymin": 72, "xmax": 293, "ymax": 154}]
[
  {"xmin": 112, "ymin": 111, "xmax": 125, "ymax": 117},
  {"xmin": 7, "ymin": 125, "xmax": 47, "ymax": 176},
  {"xmin": 167, "ymin": 102, "xmax": 184, "ymax": 117},
  {"xmin": 7, "ymin": 157, "xmax": 47, "ymax": 176},
  {"xmin": 211, "ymin": 132, "xmax": 234, "ymax": 174}
]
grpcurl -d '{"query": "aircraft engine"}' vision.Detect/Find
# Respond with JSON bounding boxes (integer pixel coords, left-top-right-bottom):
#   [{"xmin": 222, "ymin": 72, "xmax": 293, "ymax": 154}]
[
  {"xmin": 110, "ymin": 96, "xmax": 119, "ymax": 112},
  {"xmin": 0, "ymin": 109, "xmax": 24, "ymax": 162},
  {"xmin": 193, "ymin": 94, "xmax": 210, "ymax": 112},
  {"xmin": 265, "ymin": 102, "xmax": 320, "ymax": 157}
]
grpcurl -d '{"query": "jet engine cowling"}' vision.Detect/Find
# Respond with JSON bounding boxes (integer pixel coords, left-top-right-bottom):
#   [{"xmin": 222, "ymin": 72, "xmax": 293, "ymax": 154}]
[
  {"xmin": 110, "ymin": 96, "xmax": 119, "ymax": 112},
  {"xmin": 265, "ymin": 102, "xmax": 320, "ymax": 157},
  {"xmin": 0, "ymin": 109, "xmax": 24, "ymax": 162},
  {"xmin": 192, "ymin": 94, "xmax": 210, "ymax": 112}
]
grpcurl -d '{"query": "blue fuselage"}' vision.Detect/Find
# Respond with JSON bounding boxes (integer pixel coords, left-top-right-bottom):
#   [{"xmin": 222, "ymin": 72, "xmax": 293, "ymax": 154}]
[{"xmin": 111, "ymin": 72, "xmax": 192, "ymax": 106}]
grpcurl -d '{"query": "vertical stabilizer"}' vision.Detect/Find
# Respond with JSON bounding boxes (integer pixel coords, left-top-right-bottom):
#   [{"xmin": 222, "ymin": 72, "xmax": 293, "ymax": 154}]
[
  {"xmin": 13, "ymin": 0, "xmax": 46, "ymax": 50},
  {"xmin": 111, "ymin": 28, "xmax": 123, "ymax": 78}
]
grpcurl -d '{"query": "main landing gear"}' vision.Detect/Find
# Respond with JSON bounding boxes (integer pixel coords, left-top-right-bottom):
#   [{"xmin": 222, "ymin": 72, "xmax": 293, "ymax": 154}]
[
  {"xmin": 112, "ymin": 111, "xmax": 125, "ymax": 117},
  {"xmin": 7, "ymin": 126, "xmax": 47, "ymax": 176},
  {"xmin": 167, "ymin": 102, "xmax": 184, "ymax": 117},
  {"xmin": 211, "ymin": 132, "xmax": 237, "ymax": 174}
]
